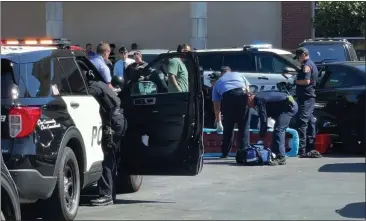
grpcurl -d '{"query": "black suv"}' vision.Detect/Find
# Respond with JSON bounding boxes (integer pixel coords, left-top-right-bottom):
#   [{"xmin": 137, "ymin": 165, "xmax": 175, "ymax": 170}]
[
  {"xmin": 1, "ymin": 39, "xmax": 203, "ymax": 220},
  {"xmin": 315, "ymin": 61, "xmax": 365, "ymax": 153},
  {"xmin": 1, "ymin": 154, "xmax": 21, "ymax": 221},
  {"xmin": 299, "ymin": 38, "xmax": 359, "ymax": 66}
]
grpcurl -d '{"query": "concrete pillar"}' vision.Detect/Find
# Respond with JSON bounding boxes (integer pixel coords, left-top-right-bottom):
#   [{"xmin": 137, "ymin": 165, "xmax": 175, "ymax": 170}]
[
  {"xmin": 190, "ymin": 2, "xmax": 207, "ymax": 49},
  {"xmin": 46, "ymin": 2, "xmax": 63, "ymax": 38}
]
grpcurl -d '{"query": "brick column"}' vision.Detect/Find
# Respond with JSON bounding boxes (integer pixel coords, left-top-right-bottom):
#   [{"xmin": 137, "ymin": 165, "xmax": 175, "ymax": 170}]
[
  {"xmin": 46, "ymin": 2, "xmax": 63, "ymax": 38},
  {"xmin": 281, "ymin": 2, "xmax": 312, "ymax": 50}
]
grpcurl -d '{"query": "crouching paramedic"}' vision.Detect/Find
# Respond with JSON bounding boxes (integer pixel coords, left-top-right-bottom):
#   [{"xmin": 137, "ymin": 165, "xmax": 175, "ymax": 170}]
[
  {"xmin": 82, "ymin": 70, "xmax": 127, "ymax": 206},
  {"xmin": 212, "ymin": 72, "xmax": 251, "ymax": 159},
  {"xmin": 247, "ymin": 92, "xmax": 298, "ymax": 165}
]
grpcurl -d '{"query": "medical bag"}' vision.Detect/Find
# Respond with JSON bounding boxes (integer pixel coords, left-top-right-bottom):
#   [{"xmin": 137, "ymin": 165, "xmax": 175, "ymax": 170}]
[{"xmin": 236, "ymin": 144, "xmax": 275, "ymax": 165}]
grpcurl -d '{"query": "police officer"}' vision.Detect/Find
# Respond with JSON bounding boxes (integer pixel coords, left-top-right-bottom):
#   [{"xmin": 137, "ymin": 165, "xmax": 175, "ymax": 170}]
[
  {"xmin": 212, "ymin": 72, "xmax": 251, "ymax": 158},
  {"xmin": 80, "ymin": 68, "xmax": 127, "ymax": 206},
  {"xmin": 292, "ymin": 47, "xmax": 322, "ymax": 158},
  {"xmin": 247, "ymin": 92, "xmax": 298, "ymax": 165}
]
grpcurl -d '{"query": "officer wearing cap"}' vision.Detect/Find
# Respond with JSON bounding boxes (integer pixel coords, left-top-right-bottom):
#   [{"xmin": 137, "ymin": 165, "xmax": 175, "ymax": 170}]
[
  {"xmin": 292, "ymin": 47, "xmax": 322, "ymax": 158},
  {"xmin": 247, "ymin": 91, "xmax": 298, "ymax": 165},
  {"xmin": 212, "ymin": 72, "xmax": 251, "ymax": 158}
]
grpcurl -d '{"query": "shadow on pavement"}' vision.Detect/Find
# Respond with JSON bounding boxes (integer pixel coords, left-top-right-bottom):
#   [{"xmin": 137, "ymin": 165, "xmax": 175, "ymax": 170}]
[
  {"xmin": 318, "ymin": 163, "xmax": 366, "ymax": 173},
  {"xmin": 336, "ymin": 202, "xmax": 366, "ymax": 219},
  {"xmin": 203, "ymin": 160, "xmax": 236, "ymax": 166},
  {"xmin": 80, "ymin": 195, "xmax": 174, "ymax": 207},
  {"xmin": 323, "ymin": 153, "xmax": 364, "ymax": 158}
]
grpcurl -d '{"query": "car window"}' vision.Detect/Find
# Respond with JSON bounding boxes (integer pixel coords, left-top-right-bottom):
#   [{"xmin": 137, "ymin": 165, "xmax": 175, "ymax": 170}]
[
  {"xmin": 1, "ymin": 59, "xmax": 18, "ymax": 98},
  {"xmin": 58, "ymin": 58, "xmax": 88, "ymax": 95},
  {"xmin": 129, "ymin": 54, "xmax": 193, "ymax": 96},
  {"xmin": 19, "ymin": 61, "xmax": 52, "ymax": 97},
  {"xmin": 303, "ymin": 44, "xmax": 347, "ymax": 63},
  {"xmin": 324, "ymin": 67, "xmax": 363, "ymax": 88},
  {"xmin": 197, "ymin": 53, "xmax": 223, "ymax": 71},
  {"xmin": 255, "ymin": 54, "xmax": 288, "ymax": 73},
  {"xmin": 348, "ymin": 45, "xmax": 359, "ymax": 61},
  {"xmin": 222, "ymin": 53, "xmax": 252, "ymax": 72},
  {"xmin": 142, "ymin": 54, "xmax": 159, "ymax": 63},
  {"xmin": 51, "ymin": 59, "xmax": 72, "ymax": 96}
]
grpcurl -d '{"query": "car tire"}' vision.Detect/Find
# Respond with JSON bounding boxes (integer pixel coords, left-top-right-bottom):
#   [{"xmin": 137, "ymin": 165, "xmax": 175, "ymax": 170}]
[
  {"xmin": 43, "ymin": 147, "xmax": 80, "ymax": 221},
  {"xmin": 339, "ymin": 112, "xmax": 364, "ymax": 154},
  {"xmin": 1, "ymin": 169, "xmax": 21, "ymax": 221},
  {"xmin": 115, "ymin": 171, "xmax": 143, "ymax": 194}
]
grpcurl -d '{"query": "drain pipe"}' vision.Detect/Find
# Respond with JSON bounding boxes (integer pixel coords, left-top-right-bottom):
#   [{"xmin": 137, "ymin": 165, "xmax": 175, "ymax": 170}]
[{"xmin": 190, "ymin": 2, "xmax": 207, "ymax": 49}]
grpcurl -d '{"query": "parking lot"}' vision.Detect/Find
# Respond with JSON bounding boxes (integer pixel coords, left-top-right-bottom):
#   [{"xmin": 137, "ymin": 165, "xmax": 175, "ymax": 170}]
[{"xmin": 77, "ymin": 155, "xmax": 365, "ymax": 220}]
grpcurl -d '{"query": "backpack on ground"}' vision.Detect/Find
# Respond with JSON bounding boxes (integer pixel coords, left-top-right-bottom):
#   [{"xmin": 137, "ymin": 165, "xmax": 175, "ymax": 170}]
[{"xmin": 236, "ymin": 145, "xmax": 275, "ymax": 166}]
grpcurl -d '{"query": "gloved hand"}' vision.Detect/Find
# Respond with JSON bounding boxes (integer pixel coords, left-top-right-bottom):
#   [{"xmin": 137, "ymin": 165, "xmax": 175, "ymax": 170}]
[
  {"xmin": 287, "ymin": 75, "xmax": 297, "ymax": 85},
  {"xmin": 216, "ymin": 121, "xmax": 223, "ymax": 132}
]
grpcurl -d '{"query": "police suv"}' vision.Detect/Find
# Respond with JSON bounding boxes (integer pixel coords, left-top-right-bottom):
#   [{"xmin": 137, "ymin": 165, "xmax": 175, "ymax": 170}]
[
  {"xmin": 1, "ymin": 39, "xmax": 203, "ymax": 221},
  {"xmin": 197, "ymin": 44, "xmax": 300, "ymax": 91}
]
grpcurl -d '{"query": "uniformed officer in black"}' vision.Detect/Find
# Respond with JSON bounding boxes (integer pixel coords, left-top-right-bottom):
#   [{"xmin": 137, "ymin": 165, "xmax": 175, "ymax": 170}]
[
  {"xmin": 292, "ymin": 47, "xmax": 322, "ymax": 158},
  {"xmin": 247, "ymin": 92, "xmax": 298, "ymax": 165},
  {"xmin": 81, "ymin": 70, "xmax": 127, "ymax": 206}
]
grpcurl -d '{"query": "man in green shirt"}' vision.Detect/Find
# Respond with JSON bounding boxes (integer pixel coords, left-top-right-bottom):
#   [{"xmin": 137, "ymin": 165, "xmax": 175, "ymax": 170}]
[{"xmin": 166, "ymin": 44, "xmax": 191, "ymax": 93}]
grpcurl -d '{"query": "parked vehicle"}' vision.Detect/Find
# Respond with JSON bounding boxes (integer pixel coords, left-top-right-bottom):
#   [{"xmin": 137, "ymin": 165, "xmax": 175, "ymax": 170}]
[{"xmin": 315, "ymin": 61, "xmax": 365, "ymax": 153}]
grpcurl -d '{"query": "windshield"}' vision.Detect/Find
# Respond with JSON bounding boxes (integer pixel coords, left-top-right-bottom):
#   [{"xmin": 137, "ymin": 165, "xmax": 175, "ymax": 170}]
[
  {"xmin": 355, "ymin": 65, "xmax": 365, "ymax": 72},
  {"xmin": 303, "ymin": 44, "xmax": 347, "ymax": 63},
  {"xmin": 280, "ymin": 53, "xmax": 301, "ymax": 67}
]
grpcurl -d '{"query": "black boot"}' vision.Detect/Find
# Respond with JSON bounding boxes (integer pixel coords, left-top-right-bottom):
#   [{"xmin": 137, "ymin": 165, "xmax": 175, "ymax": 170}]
[{"xmin": 90, "ymin": 195, "xmax": 113, "ymax": 206}]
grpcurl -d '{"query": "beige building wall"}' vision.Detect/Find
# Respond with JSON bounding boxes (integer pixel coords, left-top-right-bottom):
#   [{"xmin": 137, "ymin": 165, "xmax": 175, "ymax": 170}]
[
  {"xmin": 1, "ymin": 1, "xmax": 46, "ymax": 38},
  {"xmin": 63, "ymin": 2, "xmax": 191, "ymax": 50},
  {"xmin": 207, "ymin": 2, "xmax": 282, "ymax": 48},
  {"xmin": 1, "ymin": 2, "xmax": 282, "ymax": 49}
]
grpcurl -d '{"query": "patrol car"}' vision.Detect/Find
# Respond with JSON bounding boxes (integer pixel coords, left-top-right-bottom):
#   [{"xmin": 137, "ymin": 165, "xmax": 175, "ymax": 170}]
[
  {"xmin": 197, "ymin": 44, "xmax": 300, "ymax": 91},
  {"xmin": 1, "ymin": 39, "xmax": 203, "ymax": 221}
]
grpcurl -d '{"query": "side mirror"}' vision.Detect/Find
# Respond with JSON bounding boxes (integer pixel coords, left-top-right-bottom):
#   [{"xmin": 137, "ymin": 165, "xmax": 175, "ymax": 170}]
[
  {"xmin": 130, "ymin": 81, "xmax": 158, "ymax": 96},
  {"xmin": 283, "ymin": 67, "xmax": 296, "ymax": 73}
]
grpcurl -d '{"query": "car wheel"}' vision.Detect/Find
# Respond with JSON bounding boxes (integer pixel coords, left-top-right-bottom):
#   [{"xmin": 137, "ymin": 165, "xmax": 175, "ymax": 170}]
[
  {"xmin": 115, "ymin": 170, "xmax": 143, "ymax": 194},
  {"xmin": 44, "ymin": 147, "xmax": 80, "ymax": 221},
  {"xmin": 339, "ymin": 113, "xmax": 364, "ymax": 154}
]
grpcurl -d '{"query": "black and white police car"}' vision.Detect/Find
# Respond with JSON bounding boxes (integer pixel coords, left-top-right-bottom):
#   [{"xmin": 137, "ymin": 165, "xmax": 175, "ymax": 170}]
[
  {"xmin": 197, "ymin": 44, "xmax": 300, "ymax": 92},
  {"xmin": 1, "ymin": 39, "xmax": 203, "ymax": 220}
]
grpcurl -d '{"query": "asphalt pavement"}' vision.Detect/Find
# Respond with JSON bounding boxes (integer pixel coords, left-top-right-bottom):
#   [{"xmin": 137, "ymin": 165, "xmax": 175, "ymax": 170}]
[{"xmin": 77, "ymin": 155, "xmax": 365, "ymax": 220}]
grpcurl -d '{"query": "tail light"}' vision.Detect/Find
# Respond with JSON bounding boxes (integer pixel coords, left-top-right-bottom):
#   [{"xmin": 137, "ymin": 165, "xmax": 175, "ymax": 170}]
[{"xmin": 9, "ymin": 107, "xmax": 41, "ymax": 138}]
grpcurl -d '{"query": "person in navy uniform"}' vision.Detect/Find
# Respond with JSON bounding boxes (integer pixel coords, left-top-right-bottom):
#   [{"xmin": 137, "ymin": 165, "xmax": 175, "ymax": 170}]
[
  {"xmin": 247, "ymin": 92, "xmax": 298, "ymax": 165},
  {"xmin": 212, "ymin": 72, "xmax": 251, "ymax": 159},
  {"xmin": 292, "ymin": 47, "xmax": 322, "ymax": 158}
]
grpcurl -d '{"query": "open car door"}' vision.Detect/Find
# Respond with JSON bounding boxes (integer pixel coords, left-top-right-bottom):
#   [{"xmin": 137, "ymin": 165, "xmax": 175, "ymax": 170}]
[{"xmin": 120, "ymin": 52, "xmax": 204, "ymax": 175}]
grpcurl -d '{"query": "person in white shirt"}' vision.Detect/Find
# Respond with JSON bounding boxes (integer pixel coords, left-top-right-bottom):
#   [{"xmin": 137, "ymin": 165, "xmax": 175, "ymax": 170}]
[{"xmin": 113, "ymin": 47, "xmax": 135, "ymax": 78}]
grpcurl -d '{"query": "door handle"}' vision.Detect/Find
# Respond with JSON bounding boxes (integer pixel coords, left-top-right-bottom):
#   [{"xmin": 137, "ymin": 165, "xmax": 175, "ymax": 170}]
[
  {"xmin": 70, "ymin": 102, "xmax": 80, "ymax": 108},
  {"xmin": 133, "ymin": 97, "xmax": 156, "ymax": 106},
  {"xmin": 258, "ymin": 76, "xmax": 269, "ymax": 80}
]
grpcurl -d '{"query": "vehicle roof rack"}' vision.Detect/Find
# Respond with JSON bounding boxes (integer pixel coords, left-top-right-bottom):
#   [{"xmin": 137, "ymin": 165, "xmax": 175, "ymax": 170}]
[
  {"xmin": 0, "ymin": 38, "xmax": 72, "ymax": 48},
  {"xmin": 303, "ymin": 38, "xmax": 350, "ymax": 43}
]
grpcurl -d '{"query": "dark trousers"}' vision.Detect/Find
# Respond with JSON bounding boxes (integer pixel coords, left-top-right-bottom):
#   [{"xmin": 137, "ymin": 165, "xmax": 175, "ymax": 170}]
[
  {"xmin": 296, "ymin": 97, "xmax": 316, "ymax": 154},
  {"xmin": 221, "ymin": 88, "xmax": 250, "ymax": 156},
  {"xmin": 272, "ymin": 102, "xmax": 298, "ymax": 158},
  {"xmin": 98, "ymin": 110, "xmax": 127, "ymax": 199}
]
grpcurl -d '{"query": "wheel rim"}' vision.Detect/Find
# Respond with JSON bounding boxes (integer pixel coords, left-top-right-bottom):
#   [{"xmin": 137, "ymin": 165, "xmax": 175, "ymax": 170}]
[{"xmin": 64, "ymin": 160, "xmax": 77, "ymax": 212}]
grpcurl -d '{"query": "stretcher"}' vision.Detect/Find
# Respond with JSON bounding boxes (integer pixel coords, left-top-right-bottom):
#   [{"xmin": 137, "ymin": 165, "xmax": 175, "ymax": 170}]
[{"xmin": 202, "ymin": 128, "xmax": 299, "ymax": 158}]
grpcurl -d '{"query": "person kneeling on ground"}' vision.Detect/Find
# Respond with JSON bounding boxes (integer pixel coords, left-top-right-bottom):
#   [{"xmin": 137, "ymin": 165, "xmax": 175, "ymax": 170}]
[{"xmin": 247, "ymin": 91, "xmax": 298, "ymax": 165}]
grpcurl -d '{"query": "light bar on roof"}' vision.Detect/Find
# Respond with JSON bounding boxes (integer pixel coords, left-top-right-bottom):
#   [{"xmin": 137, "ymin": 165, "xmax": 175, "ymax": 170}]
[
  {"xmin": 250, "ymin": 44, "xmax": 272, "ymax": 49},
  {"xmin": 0, "ymin": 38, "xmax": 71, "ymax": 46}
]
